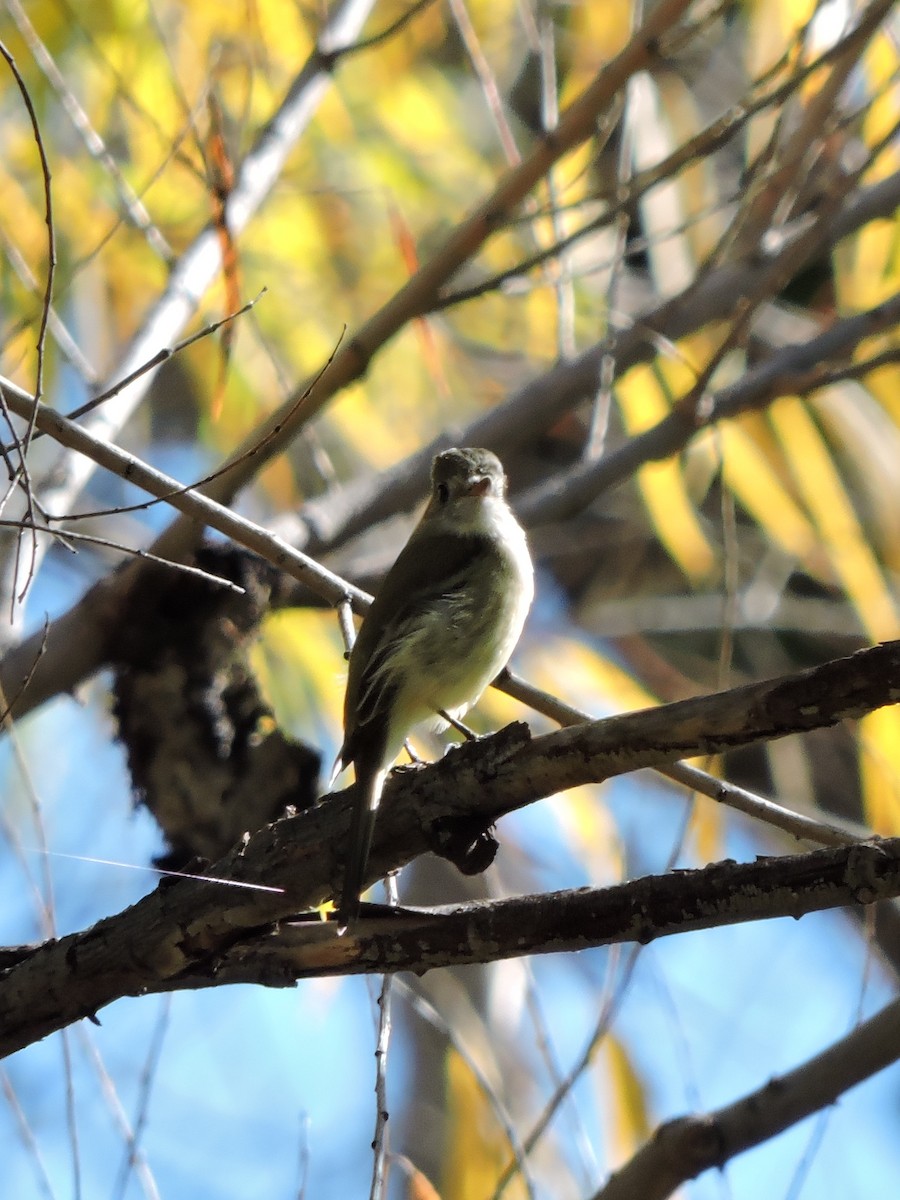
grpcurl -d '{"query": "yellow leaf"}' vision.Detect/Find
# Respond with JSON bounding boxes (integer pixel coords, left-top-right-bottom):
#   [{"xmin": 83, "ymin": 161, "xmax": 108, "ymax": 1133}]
[
  {"xmin": 745, "ymin": 0, "xmax": 817, "ymax": 72},
  {"xmin": 527, "ymin": 636, "xmax": 659, "ymax": 717},
  {"xmin": 597, "ymin": 1034, "xmax": 650, "ymax": 1168},
  {"xmin": 442, "ymin": 1049, "xmax": 525, "ymax": 1200},
  {"xmin": 333, "ymin": 372, "xmax": 431, "ymax": 466},
  {"xmin": 859, "ymin": 351, "xmax": 900, "ymax": 434},
  {"xmin": 834, "ymin": 211, "xmax": 900, "ymax": 312},
  {"xmin": 252, "ymin": 609, "xmax": 345, "ymax": 741},
  {"xmin": 859, "ymin": 34, "xmax": 900, "ymax": 181},
  {"xmin": 717, "ymin": 419, "xmax": 819, "ymax": 561},
  {"xmin": 564, "ymin": 5, "xmax": 633, "ymax": 100},
  {"xmin": 768, "ymin": 397, "xmax": 900, "ymax": 640},
  {"xmin": 618, "ymin": 364, "xmax": 716, "ymax": 583},
  {"xmin": 812, "ymin": 384, "xmax": 900, "ymax": 573},
  {"xmin": 859, "ymin": 708, "xmax": 900, "ymax": 835},
  {"xmin": 832, "ymin": 38, "xmax": 900, "ymax": 310},
  {"xmin": 743, "ymin": 0, "xmax": 814, "ymax": 157}
]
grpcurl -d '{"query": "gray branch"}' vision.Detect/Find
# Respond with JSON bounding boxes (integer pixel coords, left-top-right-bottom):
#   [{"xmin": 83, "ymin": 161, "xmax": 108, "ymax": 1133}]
[
  {"xmin": 1, "ymin": 638, "xmax": 899, "ymax": 1056},
  {"xmin": 597, "ymin": 996, "xmax": 900, "ymax": 1200}
]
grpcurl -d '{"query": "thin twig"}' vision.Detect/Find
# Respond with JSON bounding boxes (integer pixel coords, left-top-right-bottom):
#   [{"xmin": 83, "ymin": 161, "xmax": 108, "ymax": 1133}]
[
  {"xmin": 79, "ymin": 1023, "xmax": 162, "ymax": 1200},
  {"xmin": 47, "ymin": 318, "xmax": 349, "ymax": 526},
  {"xmin": 497, "ymin": 669, "xmax": 864, "ymax": 848},
  {"xmin": 0, "ymin": 375, "xmax": 370, "ymax": 610},
  {"xmin": 0, "ymin": 1068, "xmax": 57, "ymax": 1200},
  {"xmin": 62, "ymin": 293, "xmax": 266, "ymax": 428},
  {"xmin": 26, "ymin": 0, "xmax": 378, "ymax": 549},
  {"xmin": 337, "ymin": 0, "xmax": 440, "ymax": 57},
  {"xmin": 491, "ymin": 944, "xmax": 642, "ymax": 1200},
  {"xmin": 369, "ymin": 876, "xmax": 397, "ymax": 1200},
  {"xmin": 398, "ymin": 980, "xmax": 538, "ymax": 1200},
  {"xmin": 0, "ymin": 33, "xmax": 52, "ymax": 605},
  {"xmin": 0, "ymin": 518, "xmax": 246, "ymax": 593},
  {"xmin": 110, "ymin": 998, "xmax": 170, "ymax": 1200}
]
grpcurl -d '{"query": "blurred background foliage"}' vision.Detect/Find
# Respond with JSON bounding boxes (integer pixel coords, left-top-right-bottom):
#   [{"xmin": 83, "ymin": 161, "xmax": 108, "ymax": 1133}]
[{"xmin": 1, "ymin": 0, "xmax": 900, "ymax": 1197}]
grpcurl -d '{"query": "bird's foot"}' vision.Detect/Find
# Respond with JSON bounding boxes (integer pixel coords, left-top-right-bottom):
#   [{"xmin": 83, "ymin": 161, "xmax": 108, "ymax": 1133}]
[{"xmin": 438, "ymin": 709, "xmax": 477, "ymax": 740}]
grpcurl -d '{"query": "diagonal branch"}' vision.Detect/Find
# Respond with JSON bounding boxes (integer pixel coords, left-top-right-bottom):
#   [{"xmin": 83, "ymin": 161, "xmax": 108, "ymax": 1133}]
[
  {"xmin": 517, "ymin": 289, "xmax": 900, "ymax": 524},
  {"xmin": 0, "ymin": 376, "xmax": 370, "ymax": 609},
  {"xmin": 188, "ymin": 838, "xmax": 900, "ymax": 988},
  {"xmin": 596, "ymin": 994, "xmax": 900, "ymax": 1200},
  {"xmin": 139, "ymin": 0, "xmax": 696, "ymax": 535}
]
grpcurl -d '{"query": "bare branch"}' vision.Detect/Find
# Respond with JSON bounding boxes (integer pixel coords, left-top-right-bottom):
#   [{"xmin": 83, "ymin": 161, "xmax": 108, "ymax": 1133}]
[
  {"xmin": 2, "ymin": 639, "xmax": 900, "ymax": 1054},
  {"xmin": 499, "ymin": 670, "xmax": 867, "ymax": 848},
  {"xmin": 4, "ymin": 0, "xmax": 173, "ymax": 261},
  {"xmin": 596, "ymin": 996, "xmax": 900, "ymax": 1200},
  {"xmin": 517, "ymin": 290, "xmax": 900, "ymax": 525},
  {"xmin": 146, "ymin": 0, "xmax": 696, "ymax": 529},
  {"xmin": 3, "ymin": 832, "xmax": 898, "ymax": 1059},
  {"xmin": 0, "ymin": 376, "xmax": 369, "ymax": 609}
]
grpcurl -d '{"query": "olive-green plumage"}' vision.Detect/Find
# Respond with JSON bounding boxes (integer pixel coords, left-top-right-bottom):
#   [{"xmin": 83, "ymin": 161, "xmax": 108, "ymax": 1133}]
[{"xmin": 336, "ymin": 447, "xmax": 533, "ymax": 929}]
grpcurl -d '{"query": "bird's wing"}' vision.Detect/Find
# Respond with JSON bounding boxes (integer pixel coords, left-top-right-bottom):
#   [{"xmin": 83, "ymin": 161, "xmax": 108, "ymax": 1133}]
[{"xmin": 347, "ymin": 529, "xmax": 497, "ymax": 735}]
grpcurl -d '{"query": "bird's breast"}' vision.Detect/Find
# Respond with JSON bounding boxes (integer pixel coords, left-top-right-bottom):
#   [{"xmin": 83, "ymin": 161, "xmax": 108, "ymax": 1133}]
[{"xmin": 387, "ymin": 502, "xmax": 533, "ymax": 735}]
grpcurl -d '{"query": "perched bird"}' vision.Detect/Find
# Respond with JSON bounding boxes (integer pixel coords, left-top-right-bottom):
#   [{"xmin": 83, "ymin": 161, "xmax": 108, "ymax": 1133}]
[{"xmin": 335, "ymin": 447, "xmax": 534, "ymax": 929}]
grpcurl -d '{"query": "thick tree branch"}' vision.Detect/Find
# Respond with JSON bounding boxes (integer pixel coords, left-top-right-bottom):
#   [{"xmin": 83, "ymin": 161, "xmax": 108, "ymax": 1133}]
[
  {"xmin": 169, "ymin": 839, "xmax": 900, "ymax": 987},
  {"xmin": 498, "ymin": 670, "xmax": 867, "ymax": 847},
  {"xmin": 1, "ymin": 640, "xmax": 899, "ymax": 1056}
]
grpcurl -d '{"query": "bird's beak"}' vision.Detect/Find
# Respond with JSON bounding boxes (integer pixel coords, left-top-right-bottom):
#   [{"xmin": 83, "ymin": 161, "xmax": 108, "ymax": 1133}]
[{"xmin": 466, "ymin": 475, "xmax": 492, "ymax": 497}]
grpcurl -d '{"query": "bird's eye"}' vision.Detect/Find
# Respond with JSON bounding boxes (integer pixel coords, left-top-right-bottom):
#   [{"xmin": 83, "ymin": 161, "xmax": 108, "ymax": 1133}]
[{"xmin": 436, "ymin": 482, "xmax": 450, "ymax": 504}]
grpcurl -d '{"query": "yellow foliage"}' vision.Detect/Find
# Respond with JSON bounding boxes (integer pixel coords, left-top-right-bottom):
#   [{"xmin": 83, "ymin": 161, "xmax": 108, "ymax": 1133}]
[
  {"xmin": 331, "ymin": 343, "xmax": 450, "ymax": 467},
  {"xmin": 859, "ymin": 33, "xmax": 900, "ymax": 181},
  {"xmin": 812, "ymin": 385, "xmax": 900, "ymax": 572},
  {"xmin": 834, "ymin": 213, "xmax": 900, "ymax": 313},
  {"xmin": 768, "ymin": 397, "xmax": 900, "ymax": 641},
  {"xmin": 441, "ymin": 1049, "xmax": 526, "ymax": 1200},
  {"xmin": 744, "ymin": 0, "xmax": 817, "ymax": 76},
  {"xmin": 858, "ymin": 352, "xmax": 900, "ymax": 436},
  {"xmin": 617, "ymin": 363, "xmax": 716, "ymax": 583},
  {"xmin": 859, "ymin": 708, "xmax": 900, "ymax": 836},
  {"xmin": 597, "ymin": 1034, "xmax": 650, "ymax": 1168},
  {"xmin": 742, "ymin": 0, "xmax": 814, "ymax": 158},
  {"xmin": 251, "ymin": 609, "xmax": 345, "ymax": 746},
  {"xmin": 717, "ymin": 418, "xmax": 820, "ymax": 562},
  {"xmin": 564, "ymin": 3, "xmax": 635, "ymax": 100},
  {"xmin": 528, "ymin": 635, "xmax": 658, "ymax": 716}
]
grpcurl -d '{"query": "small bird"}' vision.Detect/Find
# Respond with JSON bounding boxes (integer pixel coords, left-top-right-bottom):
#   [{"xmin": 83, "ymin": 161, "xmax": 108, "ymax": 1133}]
[{"xmin": 335, "ymin": 447, "xmax": 534, "ymax": 929}]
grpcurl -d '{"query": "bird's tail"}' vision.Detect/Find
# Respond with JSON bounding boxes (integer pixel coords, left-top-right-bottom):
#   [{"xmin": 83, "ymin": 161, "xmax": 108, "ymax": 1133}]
[{"xmin": 337, "ymin": 765, "xmax": 386, "ymax": 932}]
